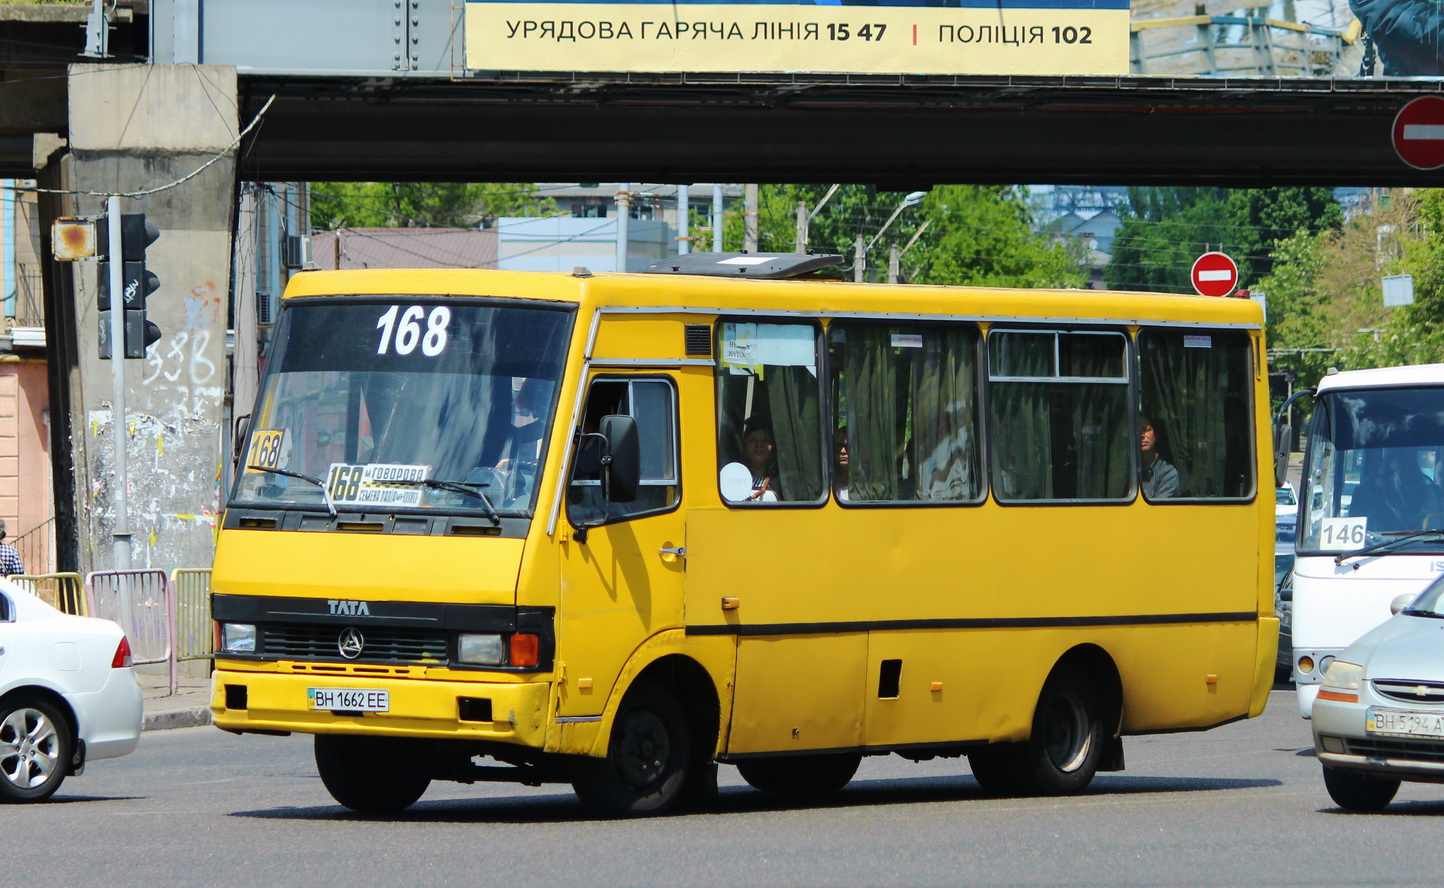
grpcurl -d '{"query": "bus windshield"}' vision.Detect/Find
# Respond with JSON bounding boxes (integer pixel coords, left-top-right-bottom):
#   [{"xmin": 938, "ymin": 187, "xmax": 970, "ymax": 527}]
[
  {"xmin": 232, "ymin": 297, "xmax": 574, "ymax": 516},
  {"xmin": 1299, "ymin": 385, "xmax": 1444, "ymax": 555}
]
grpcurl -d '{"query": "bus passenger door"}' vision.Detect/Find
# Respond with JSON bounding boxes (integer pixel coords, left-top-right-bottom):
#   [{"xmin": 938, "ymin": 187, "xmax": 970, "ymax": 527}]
[{"xmin": 556, "ymin": 376, "xmax": 686, "ymax": 719}]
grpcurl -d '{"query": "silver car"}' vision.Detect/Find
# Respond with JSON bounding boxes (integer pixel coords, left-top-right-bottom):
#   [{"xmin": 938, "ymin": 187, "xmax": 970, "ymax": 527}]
[{"xmin": 1312, "ymin": 573, "xmax": 1444, "ymax": 811}]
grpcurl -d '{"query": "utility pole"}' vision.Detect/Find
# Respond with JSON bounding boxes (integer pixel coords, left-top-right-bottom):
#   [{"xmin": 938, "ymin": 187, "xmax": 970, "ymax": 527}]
[
  {"xmin": 743, "ymin": 184, "xmax": 758, "ymax": 252},
  {"xmin": 712, "ymin": 185, "xmax": 724, "ymax": 251},
  {"xmin": 615, "ymin": 183, "xmax": 631, "ymax": 271},
  {"xmin": 854, "ymin": 233, "xmax": 866, "ymax": 282},
  {"xmin": 676, "ymin": 184, "xmax": 690, "ymax": 254},
  {"xmin": 105, "ymin": 195, "xmax": 131, "ymax": 569}
]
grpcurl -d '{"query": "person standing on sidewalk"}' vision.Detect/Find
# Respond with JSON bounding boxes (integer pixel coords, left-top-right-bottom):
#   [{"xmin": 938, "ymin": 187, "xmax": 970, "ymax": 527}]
[{"xmin": 0, "ymin": 519, "xmax": 25, "ymax": 577}]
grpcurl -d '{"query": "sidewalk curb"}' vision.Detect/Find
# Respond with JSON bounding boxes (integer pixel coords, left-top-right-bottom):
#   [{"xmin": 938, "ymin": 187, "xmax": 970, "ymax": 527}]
[{"xmin": 143, "ymin": 707, "xmax": 213, "ymax": 732}]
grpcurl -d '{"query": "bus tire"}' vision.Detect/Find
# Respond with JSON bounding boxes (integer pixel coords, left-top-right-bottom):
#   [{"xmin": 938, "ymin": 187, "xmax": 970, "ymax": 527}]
[
  {"xmin": 571, "ymin": 679, "xmax": 691, "ymax": 817},
  {"xmin": 314, "ymin": 734, "xmax": 431, "ymax": 813},
  {"xmin": 736, "ymin": 753, "xmax": 861, "ymax": 794},
  {"xmin": 1322, "ymin": 766, "xmax": 1399, "ymax": 812},
  {"xmin": 1017, "ymin": 670, "xmax": 1104, "ymax": 795},
  {"xmin": 0, "ymin": 696, "xmax": 72, "ymax": 803},
  {"xmin": 968, "ymin": 745, "xmax": 1025, "ymax": 796}
]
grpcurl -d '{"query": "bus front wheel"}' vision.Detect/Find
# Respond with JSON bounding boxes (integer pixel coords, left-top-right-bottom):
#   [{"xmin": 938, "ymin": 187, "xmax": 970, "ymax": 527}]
[
  {"xmin": 314, "ymin": 734, "xmax": 431, "ymax": 813},
  {"xmin": 736, "ymin": 753, "xmax": 861, "ymax": 794},
  {"xmin": 571, "ymin": 679, "xmax": 691, "ymax": 817}
]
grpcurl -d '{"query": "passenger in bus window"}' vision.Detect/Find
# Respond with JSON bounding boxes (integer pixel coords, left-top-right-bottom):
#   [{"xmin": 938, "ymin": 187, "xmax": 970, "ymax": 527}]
[
  {"xmin": 1141, "ymin": 412, "xmax": 1180, "ymax": 499},
  {"xmin": 834, "ymin": 426, "xmax": 850, "ymax": 502},
  {"xmin": 743, "ymin": 417, "xmax": 781, "ymax": 501}
]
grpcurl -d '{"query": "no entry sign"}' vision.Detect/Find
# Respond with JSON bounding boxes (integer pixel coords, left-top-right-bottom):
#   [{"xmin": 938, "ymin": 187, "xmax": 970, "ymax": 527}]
[
  {"xmin": 1191, "ymin": 251, "xmax": 1238, "ymax": 297},
  {"xmin": 1393, "ymin": 96, "xmax": 1444, "ymax": 170}
]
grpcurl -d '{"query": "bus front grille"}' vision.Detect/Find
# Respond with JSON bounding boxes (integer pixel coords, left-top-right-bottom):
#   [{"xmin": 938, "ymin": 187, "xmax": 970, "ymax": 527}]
[{"xmin": 263, "ymin": 624, "xmax": 448, "ymax": 664}]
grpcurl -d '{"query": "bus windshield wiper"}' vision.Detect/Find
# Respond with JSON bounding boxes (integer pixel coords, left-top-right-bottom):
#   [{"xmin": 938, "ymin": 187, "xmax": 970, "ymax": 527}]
[
  {"xmin": 1335, "ymin": 529, "xmax": 1444, "ymax": 564},
  {"xmin": 246, "ymin": 465, "xmax": 337, "ymax": 517},
  {"xmin": 419, "ymin": 479, "xmax": 500, "ymax": 525}
]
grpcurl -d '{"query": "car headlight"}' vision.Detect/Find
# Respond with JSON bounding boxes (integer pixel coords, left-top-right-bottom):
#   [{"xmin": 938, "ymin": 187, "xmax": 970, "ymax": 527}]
[
  {"xmin": 457, "ymin": 633, "xmax": 504, "ymax": 665},
  {"xmin": 219, "ymin": 622, "xmax": 257, "ymax": 654},
  {"xmin": 1321, "ymin": 659, "xmax": 1363, "ymax": 691}
]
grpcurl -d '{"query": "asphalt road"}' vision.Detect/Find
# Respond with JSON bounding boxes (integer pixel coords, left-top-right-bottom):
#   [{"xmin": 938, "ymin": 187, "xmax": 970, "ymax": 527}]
[{"xmin": 4, "ymin": 687, "xmax": 1438, "ymax": 888}]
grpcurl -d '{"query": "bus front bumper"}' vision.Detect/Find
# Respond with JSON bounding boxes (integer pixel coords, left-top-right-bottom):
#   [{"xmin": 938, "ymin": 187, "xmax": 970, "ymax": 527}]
[{"xmin": 210, "ymin": 664, "xmax": 551, "ymax": 748}]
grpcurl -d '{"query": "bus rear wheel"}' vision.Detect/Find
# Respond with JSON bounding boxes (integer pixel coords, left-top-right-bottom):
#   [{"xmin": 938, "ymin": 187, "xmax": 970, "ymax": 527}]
[
  {"xmin": 571, "ymin": 679, "xmax": 691, "ymax": 817},
  {"xmin": 1018, "ymin": 670, "xmax": 1104, "ymax": 795},
  {"xmin": 1322, "ymin": 766, "xmax": 1400, "ymax": 812},
  {"xmin": 314, "ymin": 734, "xmax": 431, "ymax": 813},
  {"xmin": 736, "ymin": 753, "xmax": 861, "ymax": 794}
]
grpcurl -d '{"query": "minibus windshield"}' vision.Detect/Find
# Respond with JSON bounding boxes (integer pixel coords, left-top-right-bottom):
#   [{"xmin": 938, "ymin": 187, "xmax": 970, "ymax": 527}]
[
  {"xmin": 1299, "ymin": 386, "xmax": 1444, "ymax": 556},
  {"xmin": 232, "ymin": 297, "xmax": 574, "ymax": 516}
]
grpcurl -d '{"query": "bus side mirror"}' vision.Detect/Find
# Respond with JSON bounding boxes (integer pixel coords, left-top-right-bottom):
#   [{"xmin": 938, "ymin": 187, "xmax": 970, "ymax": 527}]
[
  {"xmin": 600, "ymin": 414, "xmax": 639, "ymax": 503},
  {"xmin": 233, "ymin": 414, "xmax": 251, "ymax": 466},
  {"xmin": 1273, "ymin": 423, "xmax": 1291, "ymax": 488}
]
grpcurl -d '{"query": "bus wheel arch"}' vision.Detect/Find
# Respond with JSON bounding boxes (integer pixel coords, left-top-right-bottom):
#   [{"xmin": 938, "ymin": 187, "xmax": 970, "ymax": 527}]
[
  {"xmin": 570, "ymin": 655, "xmax": 720, "ymax": 816},
  {"xmin": 1025, "ymin": 646, "xmax": 1122, "ymax": 794},
  {"xmin": 969, "ymin": 645, "xmax": 1122, "ymax": 797}
]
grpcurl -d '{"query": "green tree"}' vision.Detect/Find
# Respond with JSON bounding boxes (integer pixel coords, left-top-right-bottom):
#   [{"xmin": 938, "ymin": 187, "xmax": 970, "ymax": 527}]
[
  {"xmin": 727, "ymin": 184, "xmax": 1081, "ymax": 288},
  {"xmin": 1106, "ymin": 186, "xmax": 1342, "ymax": 294},
  {"xmin": 1107, "ymin": 191, "xmax": 1233, "ymax": 292},
  {"xmin": 309, "ymin": 182, "xmax": 552, "ymax": 230},
  {"xmin": 1227, "ymin": 187, "xmax": 1343, "ymax": 284}
]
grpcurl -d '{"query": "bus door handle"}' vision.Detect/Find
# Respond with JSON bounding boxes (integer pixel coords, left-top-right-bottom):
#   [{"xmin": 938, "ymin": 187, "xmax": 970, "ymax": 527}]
[{"xmin": 659, "ymin": 546, "xmax": 686, "ymax": 563}]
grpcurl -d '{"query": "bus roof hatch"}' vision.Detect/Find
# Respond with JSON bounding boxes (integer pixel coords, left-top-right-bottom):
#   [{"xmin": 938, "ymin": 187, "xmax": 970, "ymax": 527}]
[{"xmin": 643, "ymin": 252, "xmax": 843, "ymax": 280}]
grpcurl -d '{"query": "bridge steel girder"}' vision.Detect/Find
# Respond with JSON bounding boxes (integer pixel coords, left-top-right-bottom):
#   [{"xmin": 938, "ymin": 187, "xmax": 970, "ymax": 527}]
[{"xmin": 231, "ymin": 74, "xmax": 1444, "ymax": 188}]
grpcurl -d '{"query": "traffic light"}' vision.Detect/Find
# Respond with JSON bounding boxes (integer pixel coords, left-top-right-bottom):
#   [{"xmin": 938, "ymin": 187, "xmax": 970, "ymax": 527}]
[{"xmin": 96, "ymin": 213, "xmax": 162, "ymax": 358}]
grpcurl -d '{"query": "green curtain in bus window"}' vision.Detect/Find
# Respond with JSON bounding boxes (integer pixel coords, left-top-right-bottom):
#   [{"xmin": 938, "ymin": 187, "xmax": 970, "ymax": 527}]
[
  {"xmin": 839, "ymin": 326, "xmax": 904, "ymax": 500},
  {"xmin": 989, "ymin": 336, "xmax": 1053, "ymax": 500},
  {"xmin": 771, "ymin": 365, "xmax": 825, "ymax": 501},
  {"xmin": 908, "ymin": 327, "xmax": 981, "ymax": 501},
  {"xmin": 1066, "ymin": 336, "xmax": 1130, "ymax": 499},
  {"xmin": 1138, "ymin": 330, "xmax": 1253, "ymax": 499}
]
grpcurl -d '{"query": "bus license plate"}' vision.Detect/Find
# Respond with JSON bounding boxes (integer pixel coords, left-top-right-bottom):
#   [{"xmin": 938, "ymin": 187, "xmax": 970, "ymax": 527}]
[
  {"xmin": 1366, "ymin": 707, "xmax": 1444, "ymax": 739},
  {"xmin": 308, "ymin": 688, "xmax": 389, "ymax": 712}
]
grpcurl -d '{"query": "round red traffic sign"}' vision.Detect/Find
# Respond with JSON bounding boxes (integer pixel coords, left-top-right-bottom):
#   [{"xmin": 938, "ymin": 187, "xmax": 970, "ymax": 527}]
[
  {"xmin": 1393, "ymin": 96, "xmax": 1444, "ymax": 170},
  {"xmin": 1191, "ymin": 251, "xmax": 1238, "ymax": 297}
]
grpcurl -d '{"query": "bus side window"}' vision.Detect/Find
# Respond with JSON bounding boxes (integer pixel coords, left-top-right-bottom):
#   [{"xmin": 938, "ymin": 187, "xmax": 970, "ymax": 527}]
[
  {"xmin": 715, "ymin": 321, "xmax": 826, "ymax": 505},
  {"xmin": 1137, "ymin": 329, "xmax": 1255, "ymax": 501},
  {"xmin": 567, "ymin": 377, "xmax": 679, "ymax": 526},
  {"xmin": 830, "ymin": 321, "xmax": 982, "ymax": 504},
  {"xmin": 988, "ymin": 329, "xmax": 1131, "ymax": 502}
]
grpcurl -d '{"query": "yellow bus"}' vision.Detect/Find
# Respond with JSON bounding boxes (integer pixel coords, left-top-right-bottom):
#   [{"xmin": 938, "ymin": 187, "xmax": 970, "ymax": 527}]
[{"xmin": 211, "ymin": 253, "xmax": 1277, "ymax": 815}]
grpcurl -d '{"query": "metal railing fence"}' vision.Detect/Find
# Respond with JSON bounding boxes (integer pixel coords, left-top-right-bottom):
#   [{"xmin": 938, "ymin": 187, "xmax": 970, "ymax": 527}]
[
  {"xmin": 9, "ymin": 572, "xmax": 87, "ymax": 615},
  {"xmin": 173, "ymin": 568, "xmax": 215, "ymax": 662}
]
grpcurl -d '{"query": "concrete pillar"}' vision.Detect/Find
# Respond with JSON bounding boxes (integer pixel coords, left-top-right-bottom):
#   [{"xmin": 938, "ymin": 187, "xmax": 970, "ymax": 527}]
[{"xmin": 58, "ymin": 63, "xmax": 237, "ymax": 572}]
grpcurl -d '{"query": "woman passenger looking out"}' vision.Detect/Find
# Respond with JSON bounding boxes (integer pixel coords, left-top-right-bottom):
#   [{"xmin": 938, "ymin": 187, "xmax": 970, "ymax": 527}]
[{"xmin": 743, "ymin": 418, "xmax": 781, "ymax": 501}]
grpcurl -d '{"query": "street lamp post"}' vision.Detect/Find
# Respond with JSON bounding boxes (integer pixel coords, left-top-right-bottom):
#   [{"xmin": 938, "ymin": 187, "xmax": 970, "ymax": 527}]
[{"xmin": 856, "ymin": 191, "xmax": 925, "ymax": 282}]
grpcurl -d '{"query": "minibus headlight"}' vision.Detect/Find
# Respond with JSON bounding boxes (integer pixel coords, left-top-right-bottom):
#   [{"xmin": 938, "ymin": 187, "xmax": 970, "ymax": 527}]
[
  {"xmin": 1321, "ymin": 660, "xmax": 1363, "ymax": 691},
  {"xmin": 220, "ymin": 622, "xmax": 257, "ymax": 654},
  {"xmin": 458, "ymin": 633, "xmax": 505, "ymax": 665}
]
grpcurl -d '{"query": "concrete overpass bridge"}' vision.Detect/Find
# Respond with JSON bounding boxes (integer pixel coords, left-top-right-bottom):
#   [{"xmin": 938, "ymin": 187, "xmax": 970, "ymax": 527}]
[{"xmin": 0, "ymin": 0, "xmax": 1441, "ymax": 575}]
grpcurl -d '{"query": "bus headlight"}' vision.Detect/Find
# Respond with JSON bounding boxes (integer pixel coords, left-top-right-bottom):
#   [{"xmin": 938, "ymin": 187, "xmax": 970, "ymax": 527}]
[
  {"xmin": 219, "ymin": 622, "xmax": 257, "ymax": 654},
  {"xmin": 458, "ymin": 633, "xmax": 505, "ymax": 665}
]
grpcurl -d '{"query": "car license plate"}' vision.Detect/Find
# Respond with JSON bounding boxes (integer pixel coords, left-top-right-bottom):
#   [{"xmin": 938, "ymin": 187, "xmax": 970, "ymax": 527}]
[
  {"xmin": 308, "ymin": 688, "xmax": 389, "ymax": 712},
  {"xmin": 1366, "ymin": 707, "xmax": 1444, "ymax": 739}
]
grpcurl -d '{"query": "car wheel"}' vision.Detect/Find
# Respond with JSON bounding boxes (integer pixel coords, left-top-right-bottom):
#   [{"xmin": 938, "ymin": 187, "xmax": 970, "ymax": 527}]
[
  {"xmin": 736, "ymin": 753, "xmax": 861, "ymax": 794},
  {"xmin": 0, "ymin": 697, "xmax": 73, "ymax": 803},
  {"xmin": 1016, "ymin": 670, "xmax": 1105, "ymax": 795},
  {"xmin": 314, "ymin": 734, "xmax": 431, "ymax": 813},
  {"xmin": 570, "ymin": 679, "xmax": 691, "ymax": 817},
  {"xmin": 1322, "ymin": 766, "xmax": 1400, "ymax": 812}
]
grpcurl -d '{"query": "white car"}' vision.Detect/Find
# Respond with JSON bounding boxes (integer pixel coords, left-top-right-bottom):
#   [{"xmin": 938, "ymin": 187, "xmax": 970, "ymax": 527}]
[
  {"xmin": 0, "ymin": 582, "xmax": 142, "ymax": 802},
  {"xmin": 1275, "ymin": 482, "xmax": 1298, "ymax": 521}
]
